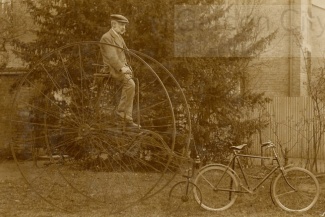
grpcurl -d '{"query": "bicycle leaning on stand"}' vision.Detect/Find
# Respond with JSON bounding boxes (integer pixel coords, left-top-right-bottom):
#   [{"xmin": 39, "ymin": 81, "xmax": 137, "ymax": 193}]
[{"xmin": 193, "ymin": 141, "xmax": 320, "ymax": 212}]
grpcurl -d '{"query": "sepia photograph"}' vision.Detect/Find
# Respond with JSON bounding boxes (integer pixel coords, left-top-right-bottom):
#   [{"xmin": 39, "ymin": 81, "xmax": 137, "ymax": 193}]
[{"xmin": 0, "ymin": 0, "xmax": 324, "ymax": 216}]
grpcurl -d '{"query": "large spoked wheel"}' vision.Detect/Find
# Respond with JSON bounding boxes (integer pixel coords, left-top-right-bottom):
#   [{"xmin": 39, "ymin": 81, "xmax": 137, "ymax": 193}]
[
  {"xmin": 9, "ymin": 41, "xmax": 191, "ymax": 213},
  {"xmin": 194, "ymin": 165, "xmax": 238, "ymax": 211},
  {"xmin": 271, "ymin": 167, "xmax": 320, "ymax": 212}
]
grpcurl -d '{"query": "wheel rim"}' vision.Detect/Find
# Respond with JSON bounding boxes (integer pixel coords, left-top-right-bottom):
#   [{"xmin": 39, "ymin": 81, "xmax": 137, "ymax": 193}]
[
  {"xmin": 194, "ymin": 166, "xmax": 238, "ymax": 211},
  {"xmin": 9, "ymin": 41, "xmax": 191, "ymax": 213},
  {"xmin": 272, "ymin": 167, "xmax": 320, "ymax": 212},
  {"xmin": 167, "ymin": 181, "xmax": 202, "ymax": 214}
]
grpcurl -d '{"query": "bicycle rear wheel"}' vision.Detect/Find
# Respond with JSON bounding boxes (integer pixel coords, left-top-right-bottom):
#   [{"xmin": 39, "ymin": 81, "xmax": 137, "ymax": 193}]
[
  {"xmin": 271, "ymin": 167, "xmax": 320, "ymax": 212},
  {"xmin": 194, "ymin": 165, "xmax": 238, "ymax": 211},
  {"xmin": 168, "ymin": 180, "xmax": 202, "ymax": 213}
]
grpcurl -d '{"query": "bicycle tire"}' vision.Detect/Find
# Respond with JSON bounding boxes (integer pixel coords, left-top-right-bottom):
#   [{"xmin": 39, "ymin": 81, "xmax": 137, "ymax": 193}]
[
  {"xmin": 271, "ymin": 167, "xmax": 320, "ymax": 212},
  {"xmin": 194, "ymin": 165, "xmax": 238, "ymax": 211},
  {"xmin": 168, "ymin": 180, "xmax": 202, "ymax": 213}
]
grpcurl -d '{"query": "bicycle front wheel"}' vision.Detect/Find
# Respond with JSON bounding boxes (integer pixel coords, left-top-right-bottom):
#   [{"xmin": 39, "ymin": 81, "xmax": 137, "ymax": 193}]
[
  {"xmin": 194, "ymin": 165, "xmax": 238, "ymax": 211},
  {"xmin": 271, "ymin": 167, "xmax": 320, "ymax": 212}
]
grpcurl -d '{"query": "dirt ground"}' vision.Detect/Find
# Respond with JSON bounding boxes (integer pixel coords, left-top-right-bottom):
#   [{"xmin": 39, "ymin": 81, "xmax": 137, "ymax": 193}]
[{"xmin": 0, "ymin": 160, "xmax": 324, "ymax": 217}]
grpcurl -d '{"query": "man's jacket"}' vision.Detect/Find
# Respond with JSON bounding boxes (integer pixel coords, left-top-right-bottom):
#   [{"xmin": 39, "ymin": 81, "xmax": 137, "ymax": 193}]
[{"xmin": 100, "ymin": 29, "xmax": 128, "ymax": 79}]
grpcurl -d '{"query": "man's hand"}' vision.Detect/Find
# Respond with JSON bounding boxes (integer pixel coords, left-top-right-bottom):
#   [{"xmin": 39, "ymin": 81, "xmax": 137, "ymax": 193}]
[{"xmin": 120, "ymin": 66, "xmax": 132, "ymax": 74}]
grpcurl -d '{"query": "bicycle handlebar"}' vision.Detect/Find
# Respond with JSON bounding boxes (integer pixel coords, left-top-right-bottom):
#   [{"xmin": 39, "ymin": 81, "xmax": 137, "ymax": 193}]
[{"xmin": 261, "ymin": 141, "xmax": 275, "ymax": 148}]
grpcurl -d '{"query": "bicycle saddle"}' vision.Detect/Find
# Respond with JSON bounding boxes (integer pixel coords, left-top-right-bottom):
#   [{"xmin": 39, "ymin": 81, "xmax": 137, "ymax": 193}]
[{"xmin": 230, "ymin": 144, "xmax": 247, "ymax": 150}]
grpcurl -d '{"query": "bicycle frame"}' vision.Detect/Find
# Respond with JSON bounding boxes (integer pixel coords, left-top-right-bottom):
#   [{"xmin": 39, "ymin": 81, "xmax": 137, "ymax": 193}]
[{"xmin": 222, "ymin": 145, "xmax": 286, "ymax": 194}]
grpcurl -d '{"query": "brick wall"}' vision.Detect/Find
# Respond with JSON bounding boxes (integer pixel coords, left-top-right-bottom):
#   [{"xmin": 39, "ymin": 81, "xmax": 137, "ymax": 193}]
[
  {"xmin": 246, "ymin": 0, "xmax": 316, "ymax": 97},
  {"xmin": 249, "ymin": 58, "xmax": 289, "ymax": 97},
  {"xmin": 248, "ymin": 57, "xmax": 306, "ymax": 97}
]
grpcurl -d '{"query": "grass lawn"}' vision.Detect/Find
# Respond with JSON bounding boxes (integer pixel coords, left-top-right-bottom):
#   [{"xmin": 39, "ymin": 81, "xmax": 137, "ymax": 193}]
[{"xmin": 0, "ymin": 160, "xmax": 324, "ymax": 217}]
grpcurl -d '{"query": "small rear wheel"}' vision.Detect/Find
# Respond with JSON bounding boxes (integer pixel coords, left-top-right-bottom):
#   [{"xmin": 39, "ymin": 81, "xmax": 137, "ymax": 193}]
[
  {"xmin": 271, "ymin": 167, "xmax": 320, "ymax": 212},
  {"xmin": 168, "ymin": 180, "xmax": 202, "ymax": 213},
  {"xmin": 194, "ymin": 165, "xmax": 238, "ymax": 211}
]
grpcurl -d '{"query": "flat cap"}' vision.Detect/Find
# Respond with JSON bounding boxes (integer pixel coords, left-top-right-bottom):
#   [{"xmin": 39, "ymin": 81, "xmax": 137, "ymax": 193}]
[{"xmin": 110, "ymin": 14, "xmax": 129, "ymax": 23}]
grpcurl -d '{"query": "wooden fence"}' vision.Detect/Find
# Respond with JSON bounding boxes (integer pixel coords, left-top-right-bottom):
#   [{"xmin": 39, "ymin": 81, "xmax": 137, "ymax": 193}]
[{"xmin": 250, "ymin": 97, "xmax": 325, "ymax": 173}]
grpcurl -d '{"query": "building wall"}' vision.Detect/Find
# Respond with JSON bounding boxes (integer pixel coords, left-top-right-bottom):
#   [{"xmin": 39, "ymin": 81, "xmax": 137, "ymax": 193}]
[
  {"xmin": 246, "ymin": 0, "xmax": 313, "ymax": 97},
  {"xmin": 249, "ymin": 58, "xmax": 289, "ymax": 97},
  {"xmin": 243, "ymin": 0, "xmax": 325, "ymax": 97},
  {"xmin": 311, "ymin": 2, "xmax": 325, "ymax": 68}
]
